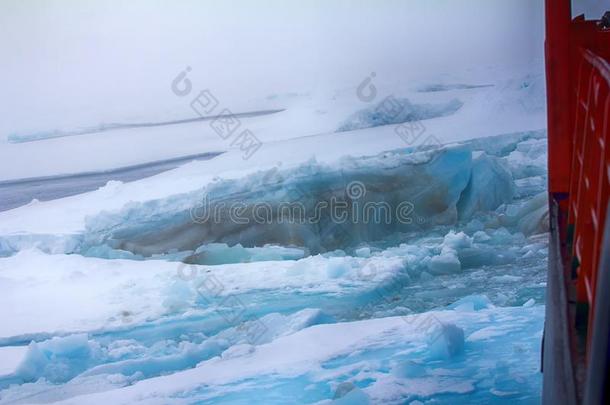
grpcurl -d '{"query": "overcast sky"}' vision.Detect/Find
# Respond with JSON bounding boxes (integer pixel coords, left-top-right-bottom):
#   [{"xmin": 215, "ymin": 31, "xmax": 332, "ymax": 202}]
[
  {"xmin": 572, "ymin": 0, "xmax": 609, "ymax": 18},
  {"xmin": 0, "ymin": 0, "xmax": 544, "ymax": 136}
]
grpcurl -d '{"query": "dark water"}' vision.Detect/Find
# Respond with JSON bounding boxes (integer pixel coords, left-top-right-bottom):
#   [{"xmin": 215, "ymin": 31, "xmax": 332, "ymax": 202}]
[{"xmin": 0, "ymin": 152, "xmax": 222, "ymax": 212}]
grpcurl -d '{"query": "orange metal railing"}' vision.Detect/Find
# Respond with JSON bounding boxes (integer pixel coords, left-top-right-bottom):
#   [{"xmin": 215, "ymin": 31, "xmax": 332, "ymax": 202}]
[
  {"xmin": 545, "ymin": 4, "xmax": 610, "ymax": 402},
  {"xmin": 547, "ymin": 11, "xmax": 610, "ymax": 357},
  {"xmin": 569, "ymin": 49, "xmax": 610, "ymax": 328}
]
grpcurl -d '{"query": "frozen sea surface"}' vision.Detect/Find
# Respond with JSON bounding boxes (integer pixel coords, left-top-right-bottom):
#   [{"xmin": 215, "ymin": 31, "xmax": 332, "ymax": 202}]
[
  {"xmin": 0, "ymin": 128, "xmax": 548, "ymax": 404},
  {"xmin": 0, "ymin": 1, "xmax": 549, "ymax": 402}
]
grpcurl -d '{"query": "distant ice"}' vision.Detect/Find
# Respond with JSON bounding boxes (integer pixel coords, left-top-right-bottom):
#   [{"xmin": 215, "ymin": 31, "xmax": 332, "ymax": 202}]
[
  {"xmin": 336, "ymin": 98, "xmax": 463, "ymax": 132},
  {"xmin": 416, "ymin": 83, "xmax": 494, "ymax": 92}
]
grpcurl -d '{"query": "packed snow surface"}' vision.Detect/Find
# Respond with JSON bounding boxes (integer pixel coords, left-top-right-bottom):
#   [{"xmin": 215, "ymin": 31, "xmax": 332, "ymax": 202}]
[
  {"xmin": 0, "ymin": 2, "xmax": 547, "ymax": 400},
  {"xmin": 0, "ymin": 120, "xmax": 548, "ymax": 403}
]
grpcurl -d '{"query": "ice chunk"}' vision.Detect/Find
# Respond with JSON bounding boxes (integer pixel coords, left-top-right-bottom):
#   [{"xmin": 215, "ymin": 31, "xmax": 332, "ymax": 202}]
[
  {"xmin": 499, "ymin": 191, "xmax": 549, "ymax": 236},
  {"xmin": 326, "ymin": 257, "xmax": 351, "ymax": 278},
  {"xmin": 215, "ymin": 308, "xmax": 335, "ymax": 346},
  {"xmin": 64, "ymin": 310, "xmax": 322, "ymax": 382},
  {"xmin": 427, "ymin": 323, "xmax": 465, "ymax": 360},
  {"xmin": 15, "ymin": 334, "xmax": 98, "ymax": 383},
  {"xmin": 0, "ymin": 238, "xmax": 13, "ymax": 258},
  {"xmin": 162, "ymin": 280, "xmax": 195, "ymax": 313},
  {"xmin": 427, "ymin": 236, "xmax": 463, "ymax": 276},
  {"xmin": 491, "ymin": 361, "xmax": 531, "ymax": 397},
  {"xmin": 504, "ymin": 138, "xmax": 547, "ymax": 180},
  {"xmin": 466, "ymin": 325, "xmax": 516, "ymax": 342},
  {"xmin": 81, "ymin": 146, "xmax": 473, "ymax": 257},
  {"xmin": 522, "ymin": 298, "xmax": 535, "ymax": 307},
  {"xmin": 442, "ymin": 231, "xmax": 472, "ymax": 250},
  {"xmin": 448, "ymin": 295, "xmax": 493, "ymax": 311},
  {"xmin": 82, "ymin": 245, "xmax": 142, "ymax": 260},
  {"xmin": 334, "ymin": 381, "xmax": 356, "ymax": 399},
  {"xmin": 186, "ymin": 243, "xmax": 306, "ymax": 265},
  {"xmin": 416, "ymin": 83, "xmax": 493, "ymax": 92},
  {"xmin": 457, "ymin": 154, "xmax": 514, "ymax": 220},
  {"xmin": 514, "ymin": 176, "xmax": 546, "ymax": 199},
  {"xmin": 3, "ymin": 135, "xmax": 539, "ymax": 260},
  {"xmin": 391, "ymin": 360, "xmax": 427, "ymax": 378},
  {"xmin": 248, "ymin": 245, "xmax": 306, "ymax": 262},
  {"xmin": 472, "ymin": 230, "xmax": 491, "ymax": 243},
  {"xmin": 355, "ymin": 247, "xmax": 371, "ymax": 258},
  {"xmin": 458, "ymin": 246, "xmax": 515, "ymax": 269},
  {"xmin": 427, "ymin": 252, "xmax": 461, "ymax": 275},
  {"xmin": 221, "ymin": 344, "xmax": 255, "ymax": 360},
  {"xmin": 333, "ymin": 387, "xmax": 371, "ymax": 404},
  {"xmin": 190, "ymin": 243, "xmax": 251, "ymax": 265},
  {"xmin": 336, "ymin": 98, "xmax": 463, "ymax": 132},
  {"xmin": 465, "ymin": 218, "xmax": 485, "ymax": 233},
  {"xmin": 517, "ymin": 204, "xmax": 549, "ymax": 236},
  {"xmin": 0, "ymin": 234, "xmax": 81, "ymax": 257}
]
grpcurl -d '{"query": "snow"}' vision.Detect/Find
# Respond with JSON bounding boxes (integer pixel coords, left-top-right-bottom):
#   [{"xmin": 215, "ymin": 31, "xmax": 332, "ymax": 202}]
[
  {"xmin": 0, "ymin": 346, "xmax": 27, "ymax": 376},
  {"xmin": 0, "ymin": 196, "xmax": 548, "ymax": 403},
  {"xmin": 0, "ymin": 250, "xmax": 170, "ymax": 340},
  {"xmin": 0, "ymin": 71, "xmax": 546, "ymax": 182},
  {"xmin": 0, "ymin": 1, "xmax": 549, "ymax": 403},
  {"xmin": 8, "ymin": 304, "xmax": 541, "ymax": 405},
  {"xmin": 0, "ymin": 132, "xmax": 546, "ymax": 257},
  {"xmin": 0, "ymin": 249, "xmax": 404, "ymax": 340},
  {"xmin": 0, "ymin": 121, "xmax": 549, "ymax": 402}
]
